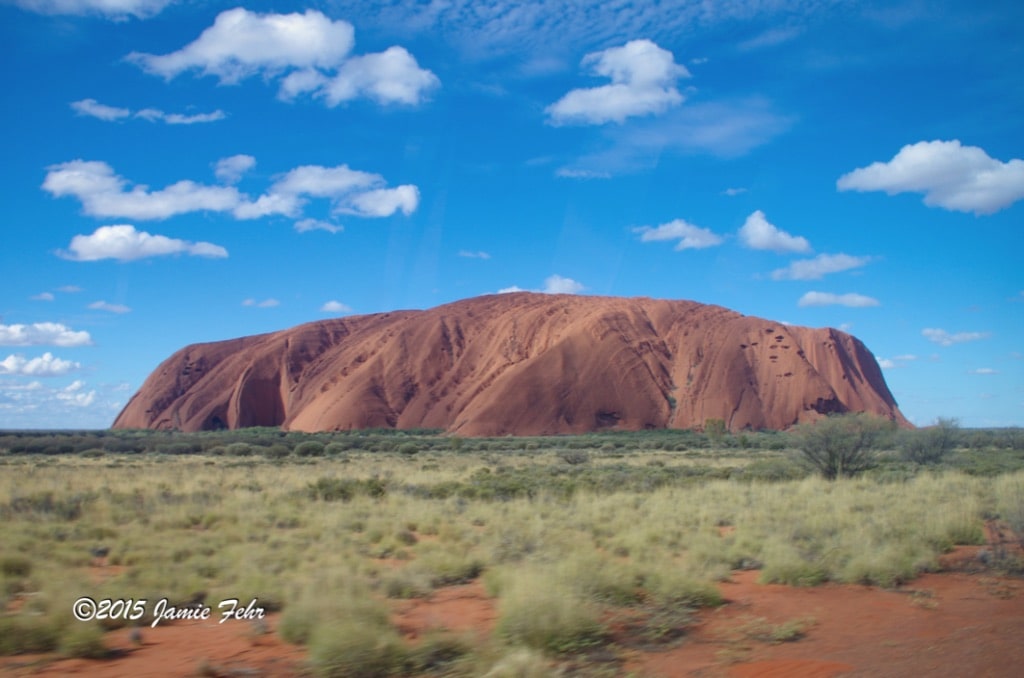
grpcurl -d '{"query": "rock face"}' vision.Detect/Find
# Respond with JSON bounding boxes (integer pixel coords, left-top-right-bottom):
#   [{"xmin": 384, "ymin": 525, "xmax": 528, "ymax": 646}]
[{"xmin": 113, "ymin": 293, "xmax": 909, "ymax": 435}]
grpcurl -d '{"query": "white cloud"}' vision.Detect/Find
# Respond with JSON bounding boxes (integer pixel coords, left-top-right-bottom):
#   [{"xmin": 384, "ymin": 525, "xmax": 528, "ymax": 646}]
[
  {"xmin": 129, "ymin": 8, "xmax": 354, "ymax": 82},
  {"xmin": 458, "ymin": 250, "xmax": 491, "ymax": 260},
  {"xmin": 214, "ymin": 155, "xmax": 256, "ymax": 184},
  {"xmin": 968, "ymin": 368, "xmax": 998, "ymax": 375},
  {"xmin": 543, "ymin": 275, "xmax": 585, "ymax": 294},
  {"xmin": 547, "ymin": 40, "xmax": 689, "ymax": 126},
  {"xmin": 797, "ymin": 291, "xmax": 880, "ymax": 307},
  {"xmin": 242, "ymin": 298, "xmax": 280, "ymax": 308},
  {"xmin": 31, "ymin": 292, "xmax": 55, "ymax": 301},
  {"xmin": 0, "ymin": 323, "xmax": 92, "ymax": 347},
  {"xmin": 57, "ymin": 285, "xmax": 82, "ymax": 293},
  {"xmin": 59, "ymin": 224, "xmax": 228, "ymax": 262},
  {"xmin": 73, "ymin": 99, "xmax": 224, "ymax": 125},
  {"xmin": 922, "ymin": 328, "xmax": 991, "ymax": 346},
  {"xmin": 0, "ymin": 352, "xmax": 81, "ymax": 377},
  {"xmin": 496, "ymin": 275, "xmax": 585, "ymax": 295},
  {"xmin": 136, "ymin": 108, "xmax": 226, "ymax": 125},
  {"xmin": 16, "ymin": 0, "xmax": 173, "ymax": 19},
  {"xmin": 294, "ymin": 219, "xmax": 343, "ymax": 234},
  {"xmin": 319, "ymin": 47, "xmax": 440, "ymax": 106},
  {"xmin": 770, "ymin": 253, "xmax": 870, "ymax": 280},
  {"xmin": 43, "ymin": 159, "xmax": 419, "ymax": 222},
  {"xmin": 270, "ymin": 165, "xmax": 419, "ymax": 218},
  {"xmin": 129, "ymin": 8, "xmax": 437, "ymax": 107},
  {"xmin": 738, "ymin": 210, "xmax": 811, "ymax": 253},
  {"xmin": 43, "ymin": 160, "xmax": 247, "ymax": 220},
  {"xmin": 71, "ymin": 98, "xmax": 130, "ymax": 121},
  {"xmin": 722, "ymin": 187, "xmax": 747, "ymax": 196},
  {"xmin": 57, "ymin": 380, "xmax": 95, "ymax": 407},
  {"xmin": 88, "ymin": 300, "xmax": 131, "ymax": 314},
  {"xmin": 321, "ymin": 300, "xmax": 353, "ymax": 313},
  {"xmin": 556, "ymin": 168, "xmax": 612, "ymax": 180},
  {"xmin": 271, "ymin": 164, "xmax": 381, "ymax": 197},
  {"xmin": 837, "ymin": 140, "xmax": 1024, "ymax": 215},
  {"xmin": 342, "ymin": 186, "xmax": 420, "ymax": 217},
  {"xmin": 634, "ymin": 218, "xmax": 724, "ymax": 250},
  {"xmin": 876, "ymin": 354, "xmax": 918, "ymax": 370}
]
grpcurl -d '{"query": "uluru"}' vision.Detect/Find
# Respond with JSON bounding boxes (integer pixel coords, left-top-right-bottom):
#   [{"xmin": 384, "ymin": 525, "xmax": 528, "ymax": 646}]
[{"xmin": 113, "ymin": 293, "xmax": 908, "ymax": 435}]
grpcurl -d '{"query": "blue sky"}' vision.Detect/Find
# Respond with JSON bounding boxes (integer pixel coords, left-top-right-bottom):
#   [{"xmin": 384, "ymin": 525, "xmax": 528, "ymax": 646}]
[{"xmin": 1, "ymin": 0, "xmax": 1021, "ymax": 429}]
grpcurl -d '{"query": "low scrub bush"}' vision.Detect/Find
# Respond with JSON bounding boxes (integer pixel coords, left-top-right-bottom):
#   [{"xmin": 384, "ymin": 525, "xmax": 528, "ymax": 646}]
[{"xmin": 496, "ymin": 570, "xmax": 606, "ymax": 655}]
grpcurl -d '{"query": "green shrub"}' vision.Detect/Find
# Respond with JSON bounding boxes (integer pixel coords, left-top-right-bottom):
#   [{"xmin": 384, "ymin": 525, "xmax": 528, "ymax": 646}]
[
  {"xmin": 1, "ymin": 555, "xmax": 32, "ymax": 578},
  {"xmin": 307, "ymin": 619, "xmax": 408, "ymax": 678},
  {"xmin": 795, "ymin": 413, "xmax": 892, "ymax": 479},
  {"xmin": 0, "ymin": 616, "xmax": 61, "ymax": 655},
  {"xmin": 295, "ymin": 441, "xmax": 326, "ymax": 457},
  {"xmin": 497, "ymin": 573, "xmax": 606, "ymax": 655},
  {"xmin": 59, "ymin": 622, "xmax": 109, "ymax": 659}
]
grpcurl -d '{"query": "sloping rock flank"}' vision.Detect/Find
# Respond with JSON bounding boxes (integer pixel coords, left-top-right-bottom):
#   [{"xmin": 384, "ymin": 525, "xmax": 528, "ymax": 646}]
[{"xmin": 113, "ymin": 293, "xmax": 909, "ymax": 435}]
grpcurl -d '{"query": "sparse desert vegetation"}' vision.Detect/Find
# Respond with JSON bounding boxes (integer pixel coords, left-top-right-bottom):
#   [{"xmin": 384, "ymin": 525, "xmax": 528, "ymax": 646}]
[{"xmin": 0, "ymin": 418, "xmax": 1022, "ymax": 675}]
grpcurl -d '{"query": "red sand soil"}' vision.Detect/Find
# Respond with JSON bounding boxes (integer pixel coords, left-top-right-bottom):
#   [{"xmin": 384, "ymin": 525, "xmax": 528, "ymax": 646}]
[
  {"xmin": 5, "ymin": 553, "xmax": 1021, "ymax": 677},
  {"xmin": 113, "ymin": 292, "xmax": 907, "ymax": 435},
  {"xmin": 2, "ymin": 613, "xmax": 305, "ymax": 677}
]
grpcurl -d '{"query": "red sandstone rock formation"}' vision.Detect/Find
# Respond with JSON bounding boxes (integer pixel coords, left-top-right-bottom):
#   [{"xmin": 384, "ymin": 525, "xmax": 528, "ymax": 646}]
[{"xmin": 112, "ymin": 293, "xmax": 909, "ymax": 434}]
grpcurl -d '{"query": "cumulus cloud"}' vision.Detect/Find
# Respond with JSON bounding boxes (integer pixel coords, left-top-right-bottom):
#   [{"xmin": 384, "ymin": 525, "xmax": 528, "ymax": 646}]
[
  {"xmin": 0, "ymin": 352, "xmax": 81, "ymax": 377},
  {"xmin": 318, "ymin": 47, "xmax": 440, "ymax": 106},
  {"xmin": 270, "ymin": 164, "xmax": 419, "ymax": 218},
  {"xmin": 56, "ymin": 380, "xmax": 95, "ymax": 407},
  {"xmin": 876, "ymin": 354, "xmax": 918, "ymax": 370},
  {"xmin": 129, "ymin": 8, "xmax": 438, "ymax": 107},
  {"xmin": 15, "ymin": 0, "xmax": 173, "ymax": 18},
  {"xmin": 214, "ymin": 155, "xmax": 256, "ymax": 184},
  {"xmin": 837, "ymin": 140, "xmax": 1024, "ymax": 214},
  {"xmin": 294, "ymin": 219, "xmax": 343, "ymax": 234},
  {"xmin": 496, "ymin": 275, "xmax": 585, "ymax": 295},
  {"xmin": 43, "ymin": 159, "xmax": 419, "ymax": 222},
  {"xmin": 547, "ymin": 39, "xmax": 690, "ymax": 125},
  {"xmin": 71, "ymin": 98, "xmax": 130, "ymax": 121},
  {"xmin": 634, "ymin": 219, "xmax": 724, "ymax": 250},
  {"xmin": 738, "ymin": 210, "xmax": 811, "ymax": 253},
  {"xmin": 543, "ymin": 275, "xmax": 585, "ymax": 294},
  {"xmin": 43, "ymin": 160, "xmax": 247, "ymax": 220},
  {"xmin": 797, "ymin": 291, "xmax": 880, "ymax": 307},
  {"xmin": 59, "ymin": 224, "xmax": 228, "ymax": 262},
  {"xmin": 242, "ymin": 298, "xmax": 280, "ymax": 308},
  {"xmin": 770, "ymin": 253, "xmax": 870, "ymax": 281},
  {"xmin": 342, "ymin": 186, "xmax": 419, "ymax": 217},
  {"xmin": 968, "ymin": 367, "xmax": 998, "ymax": 375},
  {"xmin": 88, "ymin": 300, "xmax": 131, "ymax": 314},
  {"xmin": 31, "ymin": 292, "xmax": 55, "ymax": 301},
  {"xmin": 320, "ymin": 300, "xmax": 353, "ymax": 313},
  {"xmin": 0, "ymin": 323, "xmax": 92, "ymax": 347},
  {"xmin": 722, "ymin": 187, "xmax": 747, "ymax": 196},
  {"xmin": 922, "ymin": 328, "xmax": 991, "ymax": 346},
  {"xmin": 72, "ymin": 99, "xmax": 225, "ymax": 125}
]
